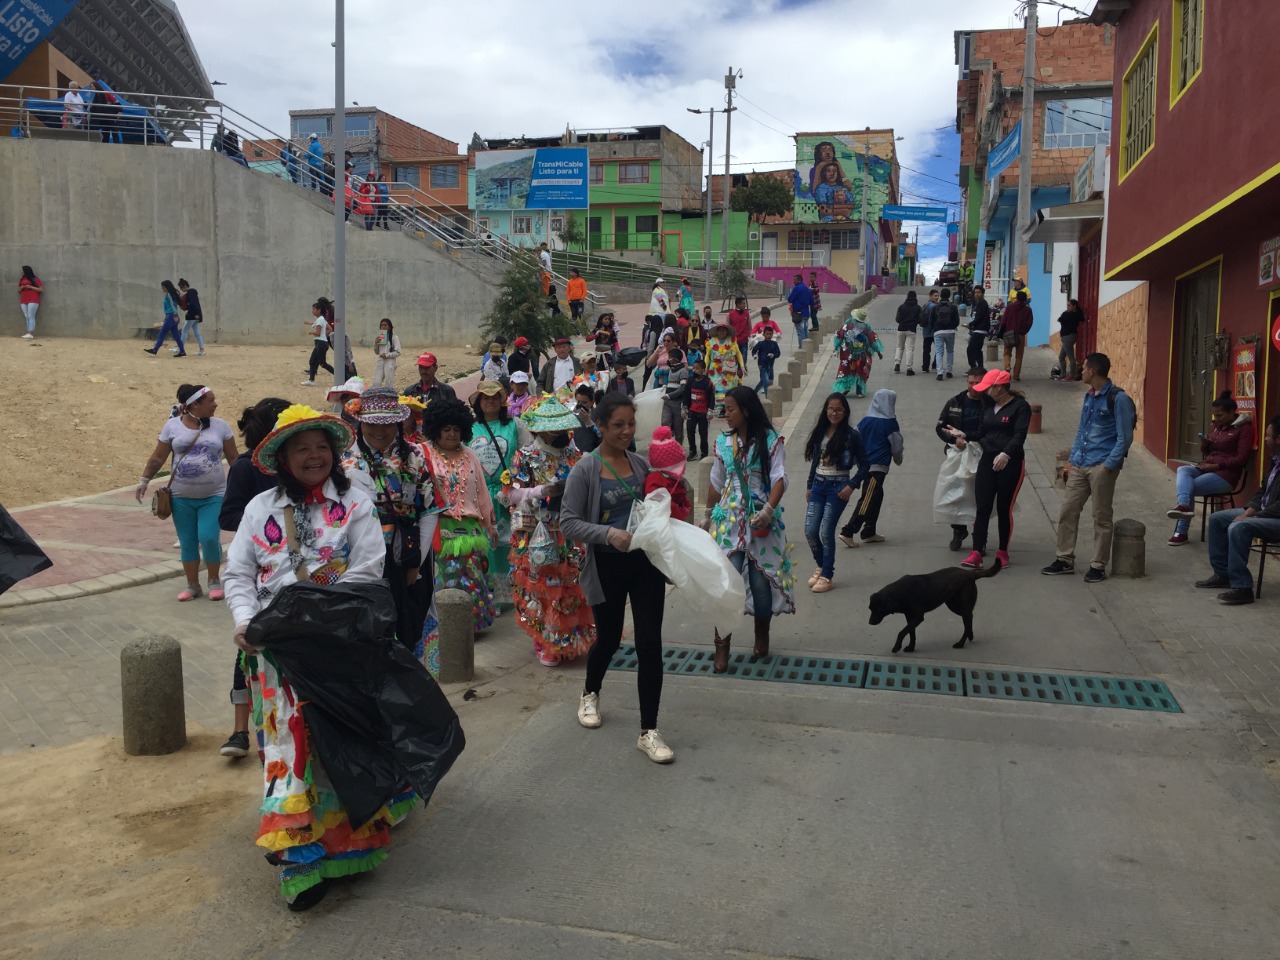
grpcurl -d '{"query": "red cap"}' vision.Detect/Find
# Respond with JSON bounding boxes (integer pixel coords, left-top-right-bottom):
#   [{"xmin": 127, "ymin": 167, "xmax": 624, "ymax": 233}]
[
  {"xmin": 417, "ymin": 351, "xmax": 438, "ymax": 367},
  {"xmin": 514, "ymin": 336, "xmax": 529, "ymax": 348},
  {"xmin": 973, "ymin": 369, "xmax": 1011, "ymax": 391}
]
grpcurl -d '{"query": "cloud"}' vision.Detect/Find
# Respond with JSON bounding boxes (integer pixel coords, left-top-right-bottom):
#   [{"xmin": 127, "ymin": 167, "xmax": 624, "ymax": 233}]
[{"xmin": 181, "ymin": 0, "xmax": 1019, "ymax": 276}]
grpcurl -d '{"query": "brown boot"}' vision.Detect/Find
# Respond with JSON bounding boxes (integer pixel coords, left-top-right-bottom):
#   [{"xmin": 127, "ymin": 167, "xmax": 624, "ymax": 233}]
[
  {"xmin": 749, "ymin": 616, "xmax": 770, "ymax": 663},
  {"xmin": 713, "ymin": 629, "xmax": 731, "ymax": 674}
]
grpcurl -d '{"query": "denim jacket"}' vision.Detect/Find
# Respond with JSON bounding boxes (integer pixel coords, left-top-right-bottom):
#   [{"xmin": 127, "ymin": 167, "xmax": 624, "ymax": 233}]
[
  {"xmin": 805, "ymin": 425, "xmax": 868, "ymax": 491},
  {"xmin": 1069, "ymin": 380, "xmax": 1135, "ymax": 471}
]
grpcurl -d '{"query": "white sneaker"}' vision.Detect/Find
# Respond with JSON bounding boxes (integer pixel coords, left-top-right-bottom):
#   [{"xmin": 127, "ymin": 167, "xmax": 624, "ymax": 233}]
[
  {"xmin": 170, "ymin": 348, "xmax": 181, "ymax": 354},
  {"xmin": 577, "ymin": 692, "xmax": 601, "ymax": 728},
  {"xmin": 173, "ymin": 540, "xmax": 181, "ymax": 549},
  {"xmin": 20, "ymin": 332, "xmax": 34, "ymax": 339},
  {"xmin": 637, "ymin": 729, "xmax": 674, "ymax": 764},
  {"xmin": 300, "ymin": 379, "xmax": 315, "ymax": 386},
  {"xmin": 196, "ymin": 350, "xmax": 206, "ymax": 357}
]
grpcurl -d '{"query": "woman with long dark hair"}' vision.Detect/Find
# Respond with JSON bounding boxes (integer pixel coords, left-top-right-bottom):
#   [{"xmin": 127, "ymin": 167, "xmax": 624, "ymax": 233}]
[
  {"xmin": 143, "ymin": 280, "xmax": 187, "ymax": 356},
  {"xmin": 703, "ymin": 385, "xmax": 796, "ymax": 672},
  {"xmin": 803, "ymin": 393, "xmax": 867, "ymax": 594},
  {"xmin": 560, "ymin": 392, "xmax": 673, "ymax": 762},
  {"xmin": 177, "ymin": 278, "xmax": 205, "ymax": 357},
  {"xmin": 18, "ymin": 265, "xmax": 41, "ymax": 340},
  {"xmin": 301, "ymin": 297, "xmax": 335, "ymax": 386},
  {"xmin": 470, "ymin": 381, "xmax": 533, "ymax": 600},
  {"xmin": 959, "ymin": 369, "xmax": 1032, "ymax": 569}
]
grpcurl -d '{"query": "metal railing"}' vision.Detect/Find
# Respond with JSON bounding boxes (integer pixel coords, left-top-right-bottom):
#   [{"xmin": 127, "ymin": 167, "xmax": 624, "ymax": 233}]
[{"xmin": 682, "ymin": 250, "xmax": 830, "ymax": 270}]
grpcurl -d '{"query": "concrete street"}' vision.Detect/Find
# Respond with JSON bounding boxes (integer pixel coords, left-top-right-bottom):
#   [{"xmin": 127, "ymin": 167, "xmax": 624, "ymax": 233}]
[{"xmin": 2, "ymin": 289, "xmax": 1279, "ymax": 959}]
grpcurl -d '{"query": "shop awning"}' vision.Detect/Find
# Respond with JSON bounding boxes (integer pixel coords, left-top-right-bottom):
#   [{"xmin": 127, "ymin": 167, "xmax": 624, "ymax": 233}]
[{"xmin": 1024, "ymin": 199, "xmax": 1105, "ymax": 244}]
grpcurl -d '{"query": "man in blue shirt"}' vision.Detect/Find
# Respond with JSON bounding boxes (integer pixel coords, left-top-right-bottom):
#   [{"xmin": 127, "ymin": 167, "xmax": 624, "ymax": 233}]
[
  {"xmin": 787, "ymin": 274, "xmax": 813, "ymax": 344},
  {"xmin": 1042, "ymin": 352, "xmax": 1135, "ymax": 583},
  {"xmin": 306, "ymin": 133, "xmax": 325, "ymax": 191}
]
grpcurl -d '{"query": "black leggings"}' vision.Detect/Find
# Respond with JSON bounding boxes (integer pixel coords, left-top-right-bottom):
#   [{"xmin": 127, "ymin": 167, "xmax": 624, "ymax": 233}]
[
  {"xmin": 966, "ymin": 334, "xmax": 986, "ymax": 369},
  {"xmin": 841, "ymin": 471, "xmax": 887, "ymax": 538},
  {"xmin": 971, "ymin": 453, "xmax": 1025, "ymax": 553},
  {"xmin": 687, "ymin": 412, "xmax": 709, "ymax": 457},
  {"xmin": 585, "ymin": 549, "xmax": 667, "ymax": 730},
  {"xmin": 308, "ymin": 339, "xmax": 334, "ymax": 379}
]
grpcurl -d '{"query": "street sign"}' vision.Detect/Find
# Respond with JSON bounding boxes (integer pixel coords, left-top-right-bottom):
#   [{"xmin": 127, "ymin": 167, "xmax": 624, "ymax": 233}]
[
  {"xmin": 987, "ymin": 122, "xmax": 1021, "ymax": 181},
  {"xmin": 882, "ymin": 204, "xmax": 948, "ymax": 222}
]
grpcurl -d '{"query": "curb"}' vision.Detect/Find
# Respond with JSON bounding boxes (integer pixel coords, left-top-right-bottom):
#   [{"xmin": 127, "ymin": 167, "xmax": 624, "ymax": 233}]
[{"xmin": 1, "ymin": 561, "xmax": 186, "ymax": 610}]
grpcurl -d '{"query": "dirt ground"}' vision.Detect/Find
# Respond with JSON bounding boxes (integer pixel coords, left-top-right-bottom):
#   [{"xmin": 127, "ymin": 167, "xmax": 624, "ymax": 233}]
[{"xmin": 0, "ymin": 336, "xmax": 479, "ymax": 508}]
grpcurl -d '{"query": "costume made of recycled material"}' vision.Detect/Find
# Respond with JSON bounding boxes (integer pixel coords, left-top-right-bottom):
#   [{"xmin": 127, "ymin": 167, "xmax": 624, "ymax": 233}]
[
  {"xmin": 470, "ymin": 407, "xmax": 534, "ymax": 596},
  {"xmin": 834, "ymin": 309, "xmax": 882, "ymax": 399},
  {"xmin": 424, "ymin": 439, "xmax": 498, "ymax": 633},
  {"xmin": 706, "ymin": 331, "xmax": 744, "ymax": 404},
  {"xmin": 708, "ymin": 428, "xmax": 797, "ymax": 616},
  {"xmin": 500, "ymin": 396, "xmax": 596, "ymax": 664}
]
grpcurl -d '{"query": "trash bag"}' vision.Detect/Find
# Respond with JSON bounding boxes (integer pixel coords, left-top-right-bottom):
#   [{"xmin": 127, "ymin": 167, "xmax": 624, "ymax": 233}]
[
  {"xmin": 614, "ymin": 345, "xmax": 649, "ymax": 369},
  {"xmin": 0, "ymin": 505, "xmax": 52, "ymax": 597},
  {"xmin": 933, "ymin": 442, "xmax": 982, "ymax": 526},
  {"xmin": 628, "ymin": 488, "xmax": 742, "ymax": 634},
  {"xmin": 245, "ymin": 580, "xmax": 465, "ymax": 829},
  {"xmin": 634, "ymin": 390, "xmax": 663, "ymax": 450}
]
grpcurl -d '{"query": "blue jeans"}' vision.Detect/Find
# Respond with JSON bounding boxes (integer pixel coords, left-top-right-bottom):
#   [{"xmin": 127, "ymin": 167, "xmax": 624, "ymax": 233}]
[
  {"xmin": 1208, "ymin": 509, "xmax": 1280, "ymax": 590},
  {"xmin": 728, "ymin": 550, "xmax": 773, "ymax": 620},
  {"xmin": 756, "ymin": 362, "xmax": 775, "ymax": 396},
  {"xmin": 933, "ymin": 331, "xmax": 956, "ymax": 374},
  {"xmin": 804, "ymin": 476, "xmax": 851, "ymax": 578},
  {"xmin": 181, "ymin": 318, "xmax": 205, "ymax": 352},
  {"xmin": 151, "ymin": 314, "xmax": 184, "ymax": 353},
  {"xmin": 793, "ymin": 319, "xmax": 809, "ymax": 344},
  {"xmin": 1174, "ymin": 465, "xmax": 1233, "ymax": 535},
  {"xmin": 171, "ymin": 495, "xmax": 223, "ymax": 564}
]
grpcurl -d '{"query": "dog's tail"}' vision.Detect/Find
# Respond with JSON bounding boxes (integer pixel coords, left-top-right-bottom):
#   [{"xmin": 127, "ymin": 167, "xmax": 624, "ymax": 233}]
[{"xmin": 973, "ymin": 556, "xmax": 1003, "ymax": 579}]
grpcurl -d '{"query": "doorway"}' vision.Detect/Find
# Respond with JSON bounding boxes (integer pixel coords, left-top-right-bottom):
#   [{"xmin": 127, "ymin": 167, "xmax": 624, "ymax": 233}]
[
  {"xmin": 761, "ymin": 232, "xmax": 778, "ymax": 267},
  {"xmin": 1263, "ymin": 291, "xmax": 1280, "ymax": 484},
  {"xmin": 1172, "ymin": 260, "xmax": 1222, "ymax": 462},
  {"xmin": 1077, "ymin": 233, "xmax": 1101, "ymax": 359}
]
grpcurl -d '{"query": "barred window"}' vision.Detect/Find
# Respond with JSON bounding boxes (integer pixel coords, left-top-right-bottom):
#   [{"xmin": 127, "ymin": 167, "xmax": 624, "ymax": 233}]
[{"xmin": 1121, "ymin": 29, "xmax": 1157, "ymax": 174}]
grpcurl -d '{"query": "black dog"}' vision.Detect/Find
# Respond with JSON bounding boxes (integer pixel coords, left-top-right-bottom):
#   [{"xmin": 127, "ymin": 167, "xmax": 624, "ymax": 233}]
[{"xmin": 868, "ymin": 558, "xmax": 1003, "ymax": 653}]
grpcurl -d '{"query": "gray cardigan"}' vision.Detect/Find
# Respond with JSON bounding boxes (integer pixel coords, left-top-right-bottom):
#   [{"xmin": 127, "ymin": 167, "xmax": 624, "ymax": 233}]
[{"xmin": 558, "ymin": 448, "xmax": 650, "ymax": 606}]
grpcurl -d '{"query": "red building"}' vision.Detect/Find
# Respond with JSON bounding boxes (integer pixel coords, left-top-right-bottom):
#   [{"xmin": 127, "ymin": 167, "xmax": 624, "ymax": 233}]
[{"xmin": 1094, "ymin": 0, "xmax": 1280, "ymax": 477}]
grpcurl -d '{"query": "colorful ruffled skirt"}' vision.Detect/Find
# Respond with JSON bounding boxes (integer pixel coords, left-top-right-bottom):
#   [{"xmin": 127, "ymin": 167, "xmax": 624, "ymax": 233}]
[
  {"xmin": 436, "ymin": 516, "xmax": 496, "ymax": 633},
  {"xmin": 510, "ymin": 522, "xmax": 596, "ymax": 663},
  {"xmin": 247, "ymin": 651, "xmax": 414, "ymax": 900}
]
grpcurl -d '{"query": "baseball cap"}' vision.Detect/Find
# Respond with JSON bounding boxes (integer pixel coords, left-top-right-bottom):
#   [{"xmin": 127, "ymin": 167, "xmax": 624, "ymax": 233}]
[
  {"xmin": 514, "ymin": 336, "xmax": 529, "ymax": 348},
  {"xmin": 973, "ymin": 369, "xmax": 1011, "ymax": 392},
  {"xmin": 553, "ymin": 336, "xmax": 571, "ymax": 346},
  {"xmin": 510, "ymin": 371, "xmax": 530, "ymax": 384},
  {"xmin": 417, "ymin": 351, "xmax": 438, "ymax": 367}
]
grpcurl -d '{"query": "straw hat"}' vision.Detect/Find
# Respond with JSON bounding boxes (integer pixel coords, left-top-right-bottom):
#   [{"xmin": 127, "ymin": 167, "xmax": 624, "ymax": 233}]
[
  {"xmin": 252, "ymin": 405, "xmax": 354, "ymax": 475},
  {"xmin": 398, "ymin": 394, "xmax": 426, "ymax": 413},
  {"xmin": 520, "ymin": 395, "xmax": 581, "ymax": 433},
  {"xmin": 469, "ymin": 379, "xmax": 507, "ymax": 405}
]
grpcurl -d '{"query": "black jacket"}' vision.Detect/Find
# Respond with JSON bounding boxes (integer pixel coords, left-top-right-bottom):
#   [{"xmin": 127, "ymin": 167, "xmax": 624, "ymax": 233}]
[
  {"xmin": 183, "ymin": 287, "xmax": 203, "ymax": 323},
  {"xmin": 967, "ymin": 299, "xmax": 992, "ymax": 335},
  {"xmin": 895, "ymin": 300, "xmax": 923, "ymax": 332},
  {"xmin": 1247, "ymin": 454, "xmax": 1280, "ymax": 519},
  {"xmin": 972, "ymin": 395, "xmax": 1032, "ymax": 459},
  {"xmin": 932, "ymin": 301, "xmax": 961, "ymax": 332},
  {"xmin": 219, "ymin": 452, "xmax": 276, "ymax": 531},
  {"xmin": 936, "ymin": 390, "xmax": 991, "ymax": 446}
]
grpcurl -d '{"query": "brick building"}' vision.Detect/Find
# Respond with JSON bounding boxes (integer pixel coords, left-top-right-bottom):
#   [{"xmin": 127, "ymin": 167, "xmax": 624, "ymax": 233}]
[
  {"xmin": 1089, "ymin": 0, "xmax": 1280, "ymax": 473},
  {"xmin": 955, "ymin": 20, "xmax": 1115, "ymax": 344}
]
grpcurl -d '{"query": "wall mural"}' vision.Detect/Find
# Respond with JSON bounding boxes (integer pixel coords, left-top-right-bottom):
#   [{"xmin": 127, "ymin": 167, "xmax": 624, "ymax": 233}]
[{"xmin": 793, "ymin": 135, "xmax": 892, "ymax": 224}]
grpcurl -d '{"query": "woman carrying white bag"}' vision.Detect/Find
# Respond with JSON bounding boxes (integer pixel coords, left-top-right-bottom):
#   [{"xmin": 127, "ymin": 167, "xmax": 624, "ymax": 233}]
[{"xmin": 935, "ymin": 366, "xmax": 992, "ymax": 552}]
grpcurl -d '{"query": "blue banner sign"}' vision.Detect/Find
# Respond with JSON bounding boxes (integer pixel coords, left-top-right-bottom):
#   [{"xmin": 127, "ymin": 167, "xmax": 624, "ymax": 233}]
[
  {"xmin": 0, "ymin": 0, "xmax": 79, "ymax": 84},
  {"xmin": 947, "ymin": 222, "xmax": 959, "ymax": 234},
  {"xmin": 882, "ymin": 204, "xmax": 949, "ymax": 222},
  {"xmin": 526, "ymin": 148, "xmax": 589, "ymax": 210},
  {"xmin": 986, "ymin": 121, "xmax": 1021, "ymax": 181}
]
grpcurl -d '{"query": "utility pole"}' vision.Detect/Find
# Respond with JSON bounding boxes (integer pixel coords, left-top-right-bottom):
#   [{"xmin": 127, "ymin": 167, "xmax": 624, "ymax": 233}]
[
  {"xmin": 859, "ymin": 139, "xmax": 870, "ymax": 291},
  {"xmin": 333, "ymin": 0, "xmax": 346, "ymax": 391},
  {"xmin": 720, "ymin": 67, "xmax": 739, "ymax": 274},
  {"xmin": 1015, "ymin": 0, "xmax": 1037, "ymax": 281},
  {"xmin": 687, "ymin": 106, "xmax": 716, "ymax": 300}
]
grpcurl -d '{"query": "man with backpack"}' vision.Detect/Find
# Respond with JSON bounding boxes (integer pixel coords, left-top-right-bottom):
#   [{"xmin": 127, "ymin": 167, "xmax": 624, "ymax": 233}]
[
  {"xmin": 931, "ymin": 288, "xmax": 961, "ymax": 381},
  {"xmin": 1041, "ymin": 353, "xmax": 1136, "ymax": 583}
]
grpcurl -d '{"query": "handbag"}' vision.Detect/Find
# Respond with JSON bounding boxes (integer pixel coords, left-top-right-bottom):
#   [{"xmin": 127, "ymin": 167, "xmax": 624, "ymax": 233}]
[
  {"xmin": 1002, "ymin": 329, "xmax": 1019, "ymax": 347},
  {"xmin": 151, "ymin": 423, "xmax": 202, "ymax": 520}
]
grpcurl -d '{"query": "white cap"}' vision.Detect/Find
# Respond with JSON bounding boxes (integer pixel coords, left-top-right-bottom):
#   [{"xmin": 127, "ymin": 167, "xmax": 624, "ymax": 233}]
[
  {"xmin": 654, "ymin": 277, "xmax": 664, "ymax": 284},
  {"xmin": 326, "ymin": 375, "xmax": 366, "ymax": 401},
  {"xmin": 309, "ymin": 132, "xmax": 318, "ymax": 139},
  {"xmin": 510, "ymin": 371, "xmax": 531, "ymax": 384}
]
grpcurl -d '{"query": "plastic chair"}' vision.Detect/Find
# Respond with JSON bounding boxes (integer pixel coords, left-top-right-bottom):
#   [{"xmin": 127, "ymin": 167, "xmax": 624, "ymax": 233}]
[{"xmin": 1197, "ymin": 451, "xmax": 1254, "ymax": 542}]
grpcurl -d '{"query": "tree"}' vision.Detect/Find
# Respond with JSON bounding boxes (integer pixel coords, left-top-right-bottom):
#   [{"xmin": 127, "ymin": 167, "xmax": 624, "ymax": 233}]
[
  {"xmin": 481, "ymin": 249, "xmax": 579, "ymax": 353},
  {"xmin": 557, "ymin": 212, "xmax": 586, "ymax": 252},
  {"xmin": 730, "ymin": 172, "xmax": 793, "ymax": 224},
  {"xmin": 715, "ymin": 255, "xmax": 750, "ymax": 310}
]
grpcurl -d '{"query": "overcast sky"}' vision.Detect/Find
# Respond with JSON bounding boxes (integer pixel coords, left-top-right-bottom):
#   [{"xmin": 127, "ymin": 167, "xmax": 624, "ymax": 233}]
[{"xmin": 182, "ymin": 0, "xmax": 1029, "ymax": 279}]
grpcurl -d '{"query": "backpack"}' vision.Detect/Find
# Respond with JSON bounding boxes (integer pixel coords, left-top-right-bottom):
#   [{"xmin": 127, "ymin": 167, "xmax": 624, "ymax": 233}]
[{"xmin": 1105, "ymin": 387, "xmax": 1137, "ymax": 458}]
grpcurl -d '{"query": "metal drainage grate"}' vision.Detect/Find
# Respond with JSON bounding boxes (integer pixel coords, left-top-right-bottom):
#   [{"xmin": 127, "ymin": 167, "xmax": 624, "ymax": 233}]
[
  {"xmin": 1061, "ymin": 675, "xmax": 1181, "ymax": 713},
  {"xmin": 966, "ymin": 669, "xmax": 1073, "ymax": 705},
  {"xmin": 865, "ymin": 661, "xmax": 964, "ymax": 696},
  {"xmin": 606, "ymin": 645, "xmax": 1181, "ymax": 712}
]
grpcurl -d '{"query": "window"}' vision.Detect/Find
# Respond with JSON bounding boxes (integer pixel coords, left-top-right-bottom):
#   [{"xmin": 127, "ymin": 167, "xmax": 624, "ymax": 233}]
[
  {"xmin": 1044, "ymin": 97, "xmax": 1112, "ymax": 150},
  {"xmin": 512, "ymin": 216, "xmax": 532, "ymax": 235},
  {"xmin": 635, "ymin": 215, "xmax": 658, "ymax": 233},
  {"xmin": 478, "ymin": 218, "xmax": 490, "ymax": 231},
  {"xmin": 590, "ymin": 163, "xmax": 604, "ymax": 185},
  {"xmin": 1172, "ymin": 0, "xmax": 1203, "ymax": 102},
  {"xmin": 1120, "ymin": 25, "xmax": 1157, "ymax": 176},
  {"xmin": 830, "ymin": 229, "xmax": 860, "ymax": 250},
  {"xmin": 550, "ymin": 216, "xmax": 565, "ymax": 234},
  {"xmin": 393, "ymin": 165, "xmax": 419, "ymax": 187},
  {"xmin": 344, "ymin": 114, "xmax": 372, "ymax": 136},
  {"xmin": 617, "ymin": 163, "xmax": 650, "ymax": 184},
  {"xmin": 349, "ymin": 153, "xmax": 374, "ymax": 177},
  {"xmin": 430, "ymin": 164, "xmax": 460, "ymax": 189},
  {"xmin": 292, "ymin": 116, "xmax": 331, "ymax": 139}
]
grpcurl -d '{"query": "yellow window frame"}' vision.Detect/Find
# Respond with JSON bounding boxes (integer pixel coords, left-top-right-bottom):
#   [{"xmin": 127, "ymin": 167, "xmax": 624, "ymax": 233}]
[
  {"xmin": 1170, "ymin": 0, "xmax": 1204, "ymax": 107},
  {"xmin": 1119, "ymin": 21, "xmax": 1159, "ymax": 181}
]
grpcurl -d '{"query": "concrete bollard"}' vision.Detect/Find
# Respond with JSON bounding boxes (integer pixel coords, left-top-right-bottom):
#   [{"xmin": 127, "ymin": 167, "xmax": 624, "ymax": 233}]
[
  {"xmin": 1028, "ymin": 403, "xmax": 1043, "ymax": 434},
  {"xmin": 777, "ymin": 369, "xmax": 798, "ymax": 393},
  {"xmin": 121, "ymin": 635, "xmax": 186, "ymax": 756},
  {"xmin": 1111, "ymin": 519, "xmax": 1146, "ymax": 578},
  {"xmin": 985, "ymin": 340, "xmax": 1000, "ymax": 364},
  {"xmin": 436, "ymin": 588, "xmax": 475, "ymax": 683}
]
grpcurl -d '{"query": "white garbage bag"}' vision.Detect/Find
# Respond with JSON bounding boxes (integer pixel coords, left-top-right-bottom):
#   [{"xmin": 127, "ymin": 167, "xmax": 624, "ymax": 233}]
[
  {"xmin": 628, "ymin": 488, "xmax": 743, "ymax": 634},
  {"xmin": 933, "ymin": 442, "xmax": 982, "ymax": 526},
  {"xmin": 633, "ymin": 390, "xmax": 664, "ymax": 453}
]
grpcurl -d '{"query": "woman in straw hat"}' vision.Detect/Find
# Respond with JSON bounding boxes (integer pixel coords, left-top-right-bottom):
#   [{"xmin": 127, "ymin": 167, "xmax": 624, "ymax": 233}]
[
  {"xmin": 470, "ymin": 380, "xmax": 533, "ymax": 601},
  {"xmin": 339, "ymin": 388, "xmax": 441, "ymax": 670},
  {"xmin": 501, "ymin": 395, "xmax": 596, "ymax": 666},
  {"xmin": 421, "ymin": 397, "xmax": 497, "ymax": 634},
  {"xmin": 706, "ymin": 319, "xmax": 744, "ymax": 411},
  {"xmin": 221, "ymin": 404, "xmax": 391, "ymax": 911}
]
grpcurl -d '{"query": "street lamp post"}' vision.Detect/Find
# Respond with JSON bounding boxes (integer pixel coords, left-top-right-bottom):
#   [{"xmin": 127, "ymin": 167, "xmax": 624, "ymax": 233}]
[
  {"xmin": 686, "ymin": 106, "xmax": 715, "ymax": 300},
  {"xmin": 720, "ymin": 68, "xmax": 741, "ymax": 275},
  {"xmin": 333, "ymin": 0, "xmax": 346, "ymax": 391}
]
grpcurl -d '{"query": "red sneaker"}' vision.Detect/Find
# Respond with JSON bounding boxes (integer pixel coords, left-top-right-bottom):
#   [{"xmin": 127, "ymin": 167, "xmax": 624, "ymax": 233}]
[{"xmin": 960, "ymin": 550, "xmax": 985, "ymax": 569}]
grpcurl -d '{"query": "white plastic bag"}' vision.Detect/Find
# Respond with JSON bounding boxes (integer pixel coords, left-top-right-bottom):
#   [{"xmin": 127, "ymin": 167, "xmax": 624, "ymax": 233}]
[
  {"xmin": 629, "ymin": 488, "xmax": 742, "ymax": 634},
  {"xmin": 633, "ymin": 390, "xmax": 664, "ymax": 452},
  {"xmin": 933, "ymin": 443, "xmax": 981, "ymax": 525}
]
